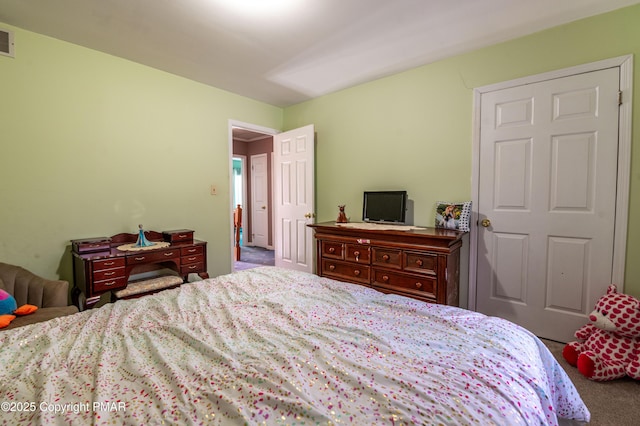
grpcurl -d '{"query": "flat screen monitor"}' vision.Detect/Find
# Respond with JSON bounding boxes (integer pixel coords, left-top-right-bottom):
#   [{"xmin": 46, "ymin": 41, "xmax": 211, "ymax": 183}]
[{"xmin": 362, "ymin": 191, "xmax": 407, "ymax": 224}]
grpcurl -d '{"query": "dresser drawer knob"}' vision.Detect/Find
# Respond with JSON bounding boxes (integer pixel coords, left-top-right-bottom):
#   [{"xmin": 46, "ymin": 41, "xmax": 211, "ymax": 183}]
[
  {"xmin": 164, "ymin": 252, "xmax": 174, "ymax": 257},
  {"xmin": 187, "ymin": 248, "xmax": 197, "ymax": 253},
  {"xmin": 382, "ymin": 254, "xmax": 390, "ymax": 261},
  {"xmin": 415, "ymin": 259, "xmax": 423, "ymax": 267},
  {"xmin": 135, "ymin": 257, "xmax": 146, "ymax": 261},
  {"xmin": 353, "ymin": 269, "xmax": 361, "ymax": 276},
  {"xmin": 354, "ymin": 251, "xmax": 360, "ymax": 261},
  {"xmin": 415, "ymin": 282, "xmax": 422, "ymax": 289},
  {"xmin": 105, "ymin": 280, "xmax": 117, "ymax": 287},
  {"xmin": 328, "ymin": 247, "xmax": 335, "ymax": 253},
  {"xmin": 382, "ymin": 275, "xmax": 389, "ymax": 282},
  {"xmin": 105, "ymin": 272, "xmax": 116, "ymax": 276},
  {"xmin": 104, "ymin": 261, "xmax": 115, "ymax": 266},
  {"xmin": 187, "ymin": 256, "xmax": 197, "ymax": 261},
  {"xmin": 329, "ymin": 264, "xmax": 336, "ymax": 271}
]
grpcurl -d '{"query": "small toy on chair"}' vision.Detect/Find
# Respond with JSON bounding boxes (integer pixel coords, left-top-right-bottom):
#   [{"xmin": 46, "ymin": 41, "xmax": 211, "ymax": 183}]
[
  {"xmin": 0, "ymin": 289, "xmax": 38, "ymax": 329},
  {"xmin": 337, "ymin": 205, "xmax": 348, "ymax": 223},
  {"xmin": 562, "ymin": 284, "xmax": 640, "ymax": 381}
]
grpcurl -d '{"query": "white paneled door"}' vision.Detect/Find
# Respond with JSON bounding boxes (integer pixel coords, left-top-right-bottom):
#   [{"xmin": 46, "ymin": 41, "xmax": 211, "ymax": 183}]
[
  {"xmin": 274, "ymin": 125, "xmax": 315, "ymax": 273},
  {"xmin": 476, "ymin": 67, "xmax": 621, "ymax": 342}
]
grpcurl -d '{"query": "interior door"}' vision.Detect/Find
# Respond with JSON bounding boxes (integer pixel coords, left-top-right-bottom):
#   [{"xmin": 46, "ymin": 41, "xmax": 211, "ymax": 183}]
[
  {"xmin": 274, "ymin": 125, "xmax": 315, "ymax": 273},
  {"xmin": 251, "ymin": 153, "xmax": 269, "ymax": 248},
  {"xmin": 476, "ymin": 68, "xmax": 620, "ymax": 342}
]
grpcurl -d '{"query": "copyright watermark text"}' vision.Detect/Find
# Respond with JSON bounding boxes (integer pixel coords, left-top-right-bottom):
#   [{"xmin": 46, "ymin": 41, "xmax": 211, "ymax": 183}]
[{"xmin": 1, "ymin": 401, "xmax": 126, "ymax": 414}]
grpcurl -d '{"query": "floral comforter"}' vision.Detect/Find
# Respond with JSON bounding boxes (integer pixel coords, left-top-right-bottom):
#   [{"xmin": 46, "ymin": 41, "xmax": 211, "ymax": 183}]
[{"xmin": 0, "ymin": 267, "xmax": 589, "ymax": 425}]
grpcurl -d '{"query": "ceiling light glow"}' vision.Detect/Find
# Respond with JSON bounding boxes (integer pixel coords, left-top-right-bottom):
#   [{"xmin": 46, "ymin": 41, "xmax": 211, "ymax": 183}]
[{"xmin": 217, "ymin": 0, "xmax": 300, "ymax": 17}]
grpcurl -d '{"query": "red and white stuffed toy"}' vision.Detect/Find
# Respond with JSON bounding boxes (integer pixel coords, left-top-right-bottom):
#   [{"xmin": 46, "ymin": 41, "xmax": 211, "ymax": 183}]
[{"xmin": 562, "ymin": 284, "xmax": 640, "ymax": 381}]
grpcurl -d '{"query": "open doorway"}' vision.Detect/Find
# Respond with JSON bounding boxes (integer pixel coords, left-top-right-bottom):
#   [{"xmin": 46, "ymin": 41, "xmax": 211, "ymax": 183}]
[{"xmin": 230, "ymin": 122, "xmax": 277, "ymax": 271}]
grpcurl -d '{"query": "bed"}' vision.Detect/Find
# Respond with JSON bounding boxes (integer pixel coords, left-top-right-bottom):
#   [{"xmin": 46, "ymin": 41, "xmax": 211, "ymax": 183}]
[{"xmin": 0, "ymin": 267, "xmax": 589, "ymax": 425}]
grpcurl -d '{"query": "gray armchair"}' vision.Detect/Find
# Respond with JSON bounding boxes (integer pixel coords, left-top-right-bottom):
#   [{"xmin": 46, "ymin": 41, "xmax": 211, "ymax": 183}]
[{"xmin": 0, "ymin": 262, "xmax": 79, "ymax": 330}]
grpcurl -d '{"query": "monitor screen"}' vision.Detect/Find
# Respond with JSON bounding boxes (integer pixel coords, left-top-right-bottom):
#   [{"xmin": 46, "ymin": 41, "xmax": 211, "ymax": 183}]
[{"xmin": 362, "ymin": 191, "xmax": 407, "ymax": 224}]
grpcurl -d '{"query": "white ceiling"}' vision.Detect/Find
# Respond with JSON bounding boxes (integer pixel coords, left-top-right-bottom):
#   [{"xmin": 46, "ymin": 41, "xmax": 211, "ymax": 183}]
[{"xmin": 1, "ymin": 0, "xmax": 638, "ymax": 107}]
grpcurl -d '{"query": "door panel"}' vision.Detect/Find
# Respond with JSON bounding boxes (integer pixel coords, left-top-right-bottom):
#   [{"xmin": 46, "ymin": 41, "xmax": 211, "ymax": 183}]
[
  {"xmin": 251, "ymin": 154, "xmax": 269, "ymax": 248},
  {"xmin": 476, "ymin": 68, "xmax": 620, "ymax": 342},
  {"xmin": 274, "ymin": 125, "xmax": 315, "ymax": 272}
]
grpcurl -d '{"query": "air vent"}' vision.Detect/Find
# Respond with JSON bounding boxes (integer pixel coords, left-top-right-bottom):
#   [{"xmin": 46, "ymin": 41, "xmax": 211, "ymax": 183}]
[{"xmin": 0, "ymin": 28, "xmax": 15, "ymax": 58}]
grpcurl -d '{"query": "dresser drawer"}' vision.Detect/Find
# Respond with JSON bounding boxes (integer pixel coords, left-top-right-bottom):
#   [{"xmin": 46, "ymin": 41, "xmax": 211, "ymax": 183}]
[
  {"xmin": 92, "ymin": 257, "xmax": 125, "ymax": 271},
  {"xmin": 372, "ymin": 269, "xmax": 436, "ymax": 299},
  {"xmin": 163, "ymin": 229, "xmax": 194, "ymax": 243},
  {"xmin": 181, "ymin": 245, "xmax": 204, "ymax": 256},
  {"xmin": 93, "ymin": 276, "xmax": 128, "ymax": 292},
  {"xmin": 181, "ymin": 262, "xmax": 205, "ymax": 275},
  {"xmin": 321, "ymin": 259, "xmax": 369, "ymax": 284},
  {"xmin": 73, "ymin": 238, "xmax": 111, "ymax": 253},
  {"xmin": 93, "ymin": 267, "xmax": 125, "ymax": 282},
  {"xmin": 403, "ymin": 251, "xmax": 437, "ymax": 275},
  {"xmin": 345, "ymin": 244, "xmax": 370, "ymax": 264},
  {"xmin": 372, "ymin": 247, "xmax": 402, "ymax": 269},
  {"xmin": 321, "ymin": 241, "xmax": 344, "ymax": 260},
  {"xmin": 182, "ymin": 253, "xmax": 204, "ymax": 265},
  {"xmin": 127, "ymin": 249, "xmax": 180, "ymax": 265}
]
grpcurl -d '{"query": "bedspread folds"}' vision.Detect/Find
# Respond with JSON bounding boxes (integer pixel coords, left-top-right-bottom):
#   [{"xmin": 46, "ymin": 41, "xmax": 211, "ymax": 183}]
[{"xmin": 0, "ymin": 267, "xmax": 589, "ymax": 425}]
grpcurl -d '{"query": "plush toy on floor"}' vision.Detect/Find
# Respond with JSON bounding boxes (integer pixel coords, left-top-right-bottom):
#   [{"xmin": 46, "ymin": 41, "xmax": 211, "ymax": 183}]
[
  {"xmin": 563, "ymin": 284, "xmax": 640, "ymax": 381},
  {"xmin": 0, "ymin": 289, "xmax": 38, "ymax": 329}
]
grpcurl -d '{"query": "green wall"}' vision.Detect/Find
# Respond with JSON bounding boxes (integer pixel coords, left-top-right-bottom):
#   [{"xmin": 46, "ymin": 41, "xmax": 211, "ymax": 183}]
[
  {"xmin": 2, "ymin": 4, "xmax": 639, "ymax": 300},
  {"xmin": 283, "ymin": 4, "xmax": 640, "ymax": 298},
  {"xmin": 0, "ymin": 24, "xmax": 282, "ymax": 284}
]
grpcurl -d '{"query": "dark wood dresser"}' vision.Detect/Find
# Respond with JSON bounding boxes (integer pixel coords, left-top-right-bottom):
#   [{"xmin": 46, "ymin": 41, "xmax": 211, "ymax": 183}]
[
  {"xmin": 71, "ymin": 229, "xmax": 207, "ymax": 309},
  {"xmin": 309, "ymin": 222, "xmax": 463, "ymax": 306}
]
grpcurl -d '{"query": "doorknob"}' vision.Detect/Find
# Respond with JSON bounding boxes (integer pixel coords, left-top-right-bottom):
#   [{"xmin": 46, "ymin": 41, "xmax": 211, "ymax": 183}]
[
  {"xmin": 304, "ymin": 212, "xmax": 316, "ymax": 219},
  {"xmin": 261, "ymin": 206, "xmax": 266, "ymax": 209},
  {"xmin": 481, "ymin": 218, "xmax": 491, "ymax": 227}
]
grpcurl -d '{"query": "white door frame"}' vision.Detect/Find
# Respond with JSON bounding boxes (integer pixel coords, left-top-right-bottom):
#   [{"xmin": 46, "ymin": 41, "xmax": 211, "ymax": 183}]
[
  {"xmin": 228, "ymin": 120, "xmax": 279, "ymax": 271},
  {"xmin": 469, "ymin": 55, "xmax": 633, "ymax": 310}
]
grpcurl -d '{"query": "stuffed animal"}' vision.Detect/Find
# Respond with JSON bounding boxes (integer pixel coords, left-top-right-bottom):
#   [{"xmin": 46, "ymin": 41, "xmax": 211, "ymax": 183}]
[
  {"xmin": 0, "ymin": 289, "xmax": 38, "ymax": 328},
  {"xmin": 562, "ymin": 284, "xmax": 640, "ymax": 381}
]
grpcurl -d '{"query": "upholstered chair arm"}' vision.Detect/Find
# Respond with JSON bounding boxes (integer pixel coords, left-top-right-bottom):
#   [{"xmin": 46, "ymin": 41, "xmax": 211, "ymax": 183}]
[{"xmin": 0, "ymin": 262, "xmax": 71, "ymax": 308}]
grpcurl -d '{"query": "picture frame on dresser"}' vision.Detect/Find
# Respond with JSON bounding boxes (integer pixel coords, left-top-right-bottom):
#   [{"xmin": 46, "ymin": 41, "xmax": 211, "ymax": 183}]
[{"xmin": 435, "ymin": 201, "xmax": 472, "ymax": 232}]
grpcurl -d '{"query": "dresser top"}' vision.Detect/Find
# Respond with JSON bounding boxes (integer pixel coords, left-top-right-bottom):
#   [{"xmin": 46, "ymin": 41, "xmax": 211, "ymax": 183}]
[{"xmin": 309, "ymin": 221, "xmax": 463, "ymax": 247}]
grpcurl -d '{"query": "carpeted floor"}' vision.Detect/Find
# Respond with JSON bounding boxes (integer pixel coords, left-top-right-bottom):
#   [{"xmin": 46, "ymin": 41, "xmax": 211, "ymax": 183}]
[
  {"xmin": 542, "ymin": 339, "xmax": 639, "ymax": 425},
  {"xmin": 234, "ymin": 245, "xmax": 274, "ymax": 270}
]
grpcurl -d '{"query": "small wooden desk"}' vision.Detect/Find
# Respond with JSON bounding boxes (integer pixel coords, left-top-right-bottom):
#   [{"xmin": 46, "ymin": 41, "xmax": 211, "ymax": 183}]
[{"xmin": 71, "ymin": 229, "xmax": 207, "ymax": 310}]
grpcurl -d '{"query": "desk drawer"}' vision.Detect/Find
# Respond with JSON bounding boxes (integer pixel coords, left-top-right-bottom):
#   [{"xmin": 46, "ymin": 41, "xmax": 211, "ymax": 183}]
[
  {"xmin": 181, "ymin": 245, "xmax": 204, "ymax": 256},
  {"xmin": 92, "ymin": 258, "xmax": 125, "ymax": 271},
  {"xmin": 73, "ymin": 238, "xmax": 111, "ymax": 253},
  {"xmin": 94, "ymin": 276, "xmax": 127, "ymax": 292},
  {"xmin": 182, "ymin": 253, "xmax": 204, "ymax": 265},
  {"xmin": 127, "ymin": 249, "xmax": 180, "ymax": 265},
  {"xmin": 93, "ymin": 267, "xmax": 125, "ymax": 282},
  {"xmin": 181, "ymin": 262, "xmax": 205, "ymax": 275},
  {"xmin": 163, "ymin": 229, "xmax": 194, "ymax": 243}
]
